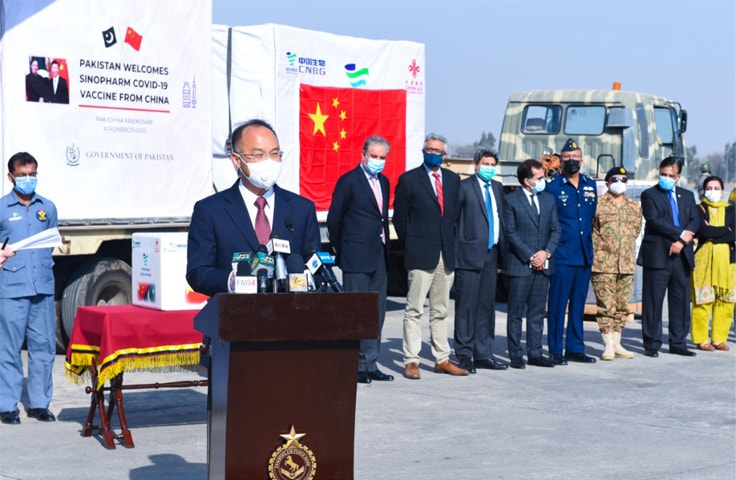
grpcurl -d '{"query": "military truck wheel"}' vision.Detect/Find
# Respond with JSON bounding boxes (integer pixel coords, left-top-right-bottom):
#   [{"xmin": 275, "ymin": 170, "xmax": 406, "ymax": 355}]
[{"xmin": 61, "ymin": 258, "xmax": 132, "ymax": 345}]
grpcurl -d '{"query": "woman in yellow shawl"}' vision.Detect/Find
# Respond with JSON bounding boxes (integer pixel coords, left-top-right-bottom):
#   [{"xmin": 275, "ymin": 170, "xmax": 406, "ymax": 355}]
[{"xmin": 692, "ymin": 176, "xmax": 735, "ymax": 351}]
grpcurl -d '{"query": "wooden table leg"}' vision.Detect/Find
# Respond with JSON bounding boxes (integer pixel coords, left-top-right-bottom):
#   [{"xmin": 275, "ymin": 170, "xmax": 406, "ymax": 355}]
[
  {"xmin": 109, "ymin": 375, "xmax": 135, "ymax": 448},
  {"xmin": 80, "ymin": 358, "xmax": 117, "ymax": 449}
]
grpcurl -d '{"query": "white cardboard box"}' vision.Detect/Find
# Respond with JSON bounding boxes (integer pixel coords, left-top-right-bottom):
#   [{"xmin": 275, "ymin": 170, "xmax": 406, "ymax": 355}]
[{"xmin": 131, "ymin": 232, "xmax": 208, "ymax": 311}]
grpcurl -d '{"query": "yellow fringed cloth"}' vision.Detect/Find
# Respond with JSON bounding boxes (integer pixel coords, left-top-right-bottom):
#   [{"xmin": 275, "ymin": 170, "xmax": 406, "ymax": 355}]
[
  {"xmin": 693, "ymin": 199, "xmax": 736, "ymax": 305},
  {"xmin": 64, "ymin": 305, "xmax": 203, "ymax": 389}
]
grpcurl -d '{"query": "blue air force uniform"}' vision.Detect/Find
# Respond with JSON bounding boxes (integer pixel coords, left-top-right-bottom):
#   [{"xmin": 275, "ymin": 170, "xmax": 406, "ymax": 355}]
[
  {"xmin": 0, "ymin": 191, "xmax": 57, "ymax": 413},
  {"xmin": 545, "ymin": 172, "xmax": 597, "ymax": 356}
]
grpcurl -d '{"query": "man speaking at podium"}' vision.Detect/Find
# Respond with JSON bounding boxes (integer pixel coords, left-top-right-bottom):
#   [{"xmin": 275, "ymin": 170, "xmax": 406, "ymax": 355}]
[{"xmin": 186, "ymin": 119, "xmax": 321, "ymax": 295}]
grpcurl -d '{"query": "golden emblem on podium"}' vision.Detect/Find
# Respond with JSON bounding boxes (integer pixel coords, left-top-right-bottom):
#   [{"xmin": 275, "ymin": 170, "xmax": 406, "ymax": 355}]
[{"xmin": 268, "ymin": 425, "xmax": 316, "ymax": 480}]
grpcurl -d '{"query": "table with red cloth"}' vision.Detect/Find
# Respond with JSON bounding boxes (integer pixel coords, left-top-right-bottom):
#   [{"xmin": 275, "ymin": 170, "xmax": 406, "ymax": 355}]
[{"xmin": 64, "ymin": 305, "xmax": 206, "ymax": 449}]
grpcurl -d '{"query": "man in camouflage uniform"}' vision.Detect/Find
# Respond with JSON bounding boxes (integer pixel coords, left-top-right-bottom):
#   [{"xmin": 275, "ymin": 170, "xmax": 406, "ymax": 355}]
[{"xmin": 591, "ymin": 167, "xmax": 642, "ymax": 360}]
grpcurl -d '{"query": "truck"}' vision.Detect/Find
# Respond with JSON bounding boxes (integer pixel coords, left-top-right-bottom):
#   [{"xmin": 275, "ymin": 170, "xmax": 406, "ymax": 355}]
[
  {"xmin": 496, "ymin": 85, "xmax": 688, "ymax": 313},
  {"xmin": 0, "ymin": 0, "xmax": 425, "ymax": 349}
]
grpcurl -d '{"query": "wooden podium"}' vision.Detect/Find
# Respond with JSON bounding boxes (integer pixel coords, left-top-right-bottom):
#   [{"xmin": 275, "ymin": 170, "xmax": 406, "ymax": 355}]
[{"xmin": 194, "ymin": 292, "xmax": 379, "ymax": 480}]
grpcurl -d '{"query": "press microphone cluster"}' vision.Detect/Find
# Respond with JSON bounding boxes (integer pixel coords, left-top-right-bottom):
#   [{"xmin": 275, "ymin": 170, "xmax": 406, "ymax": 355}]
[{"xmin": 231, "ymin": 244, "xmax": 341, "ymax": 294}]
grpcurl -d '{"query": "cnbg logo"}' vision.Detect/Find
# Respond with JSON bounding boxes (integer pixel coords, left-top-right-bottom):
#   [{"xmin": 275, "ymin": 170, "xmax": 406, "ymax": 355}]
[{"xmin": 284, "ymin": 52, "xmax": 326, "ymax": 76}]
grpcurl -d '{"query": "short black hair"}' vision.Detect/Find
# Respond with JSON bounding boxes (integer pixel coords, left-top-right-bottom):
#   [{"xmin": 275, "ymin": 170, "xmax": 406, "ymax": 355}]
[
  {"xmin": 8, "ymin": 152, "xmax": 38, "ymax": 174},
  {"xmin": 659, "ymin": 156, "xmax": 684, "ymax": 174},
  {"xmin": 473, "ymin": 147, "xmax": 498, "ymax": 165},
  {"xmin": 230, "ymin": 119, "xmax": 278, "ymax": 153},
  {"xmin": 517, "ymin": 158, "xmax": 543, "ymax": 184}
]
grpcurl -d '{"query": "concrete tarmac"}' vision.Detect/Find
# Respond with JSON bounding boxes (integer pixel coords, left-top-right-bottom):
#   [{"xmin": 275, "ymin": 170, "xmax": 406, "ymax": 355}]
[{"xmin": 0, "ymin": 297, "xmax": 734, "ymax": 480}]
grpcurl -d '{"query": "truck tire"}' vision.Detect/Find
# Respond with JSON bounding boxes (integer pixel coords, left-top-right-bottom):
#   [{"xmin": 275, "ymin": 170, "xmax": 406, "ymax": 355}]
[{"xmin": 61, "ymin": 258, "xmax": 132, "ymax": 346}]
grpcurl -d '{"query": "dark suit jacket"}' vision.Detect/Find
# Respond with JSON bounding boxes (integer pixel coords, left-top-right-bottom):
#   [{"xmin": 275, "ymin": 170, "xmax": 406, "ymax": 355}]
[
  {"xmin": 48, "ymin": 76, "xmax": 69, "ymax": 104},
  {"xmin": 26, "ymin": 74, "xmax": 49, "ymax": 102},
  {"xmin": 637, "ymin": 185, "xmax": 699, "ymax": 270},
  {"xmin": 186, "ymin": 181, "xmax": 321, "ymax": 296},
  {"xmin": 393, "ymin": 165, "xmax": 460, "ymax": 271},
  {"xmin": 455, "ymin": 175, "xmax": 507, "ymax": 270},
  {"xmin": 502, "ymin": 188, "xmax": 560, "ymax": 277},
  {"xmin": 327, "ymin": 165, "xmax": 390, "ymax": 273}
]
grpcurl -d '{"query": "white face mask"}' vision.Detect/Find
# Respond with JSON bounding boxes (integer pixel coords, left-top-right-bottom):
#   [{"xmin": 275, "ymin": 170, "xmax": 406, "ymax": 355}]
[
  {"xmin": 240, "ymin": 158, "xmax": 281, "ymax": 190},
  {"xmin": 608, "ymin": 182, "xmax": 627, "ymax": 195},
  {"xmin": 704, "ymin": 190, "xmax": 722, "ymax": 203}
]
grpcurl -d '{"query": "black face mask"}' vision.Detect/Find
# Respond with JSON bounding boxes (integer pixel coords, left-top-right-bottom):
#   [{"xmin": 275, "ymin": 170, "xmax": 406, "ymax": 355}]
[{"xmin": 562, "ymin": 160, "xmax": 580, "ymax": 174}]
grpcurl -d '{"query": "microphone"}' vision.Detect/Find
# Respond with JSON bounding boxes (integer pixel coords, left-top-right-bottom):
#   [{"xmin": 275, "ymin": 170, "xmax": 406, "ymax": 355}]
[
  {"xmin": 233, "ymin": 261, "xmax": 257, "ymax": 294},
  {"xmin": 256, "ymin": 268, "xmax": 269, "ymax": 293},
  {"xmin": 286, "ymin": 254, "xmax": 308, "ymax": 293},
  {"xmin": 306, "ymin": 250, "xmax": 343, "ymax": 292},
  {"xmin": 250, "ymin": 245, "xmax": 275, "ymax": 278},
  {"xmin": 231, "ymin": 252, "xmax": 252, "ymax": 274},
  {"xmin": 268, "ymin": 234, "xmax": 290, "ymax": 293}
]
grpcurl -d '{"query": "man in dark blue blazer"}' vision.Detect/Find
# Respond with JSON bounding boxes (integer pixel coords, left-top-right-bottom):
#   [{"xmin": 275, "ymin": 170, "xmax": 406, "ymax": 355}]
[
  {"xmin": 327, "ymin": 136, "xmax": 393, "ymax": 384},
  {"xmin": 503, "ymin": 159, "xmax": 560, "ymax": 369},
  {"xmin": 637, "ymin": 156, "xmax": 699, "ymax": 357},
  {"xmin": 453, "ymin": 148, "xmax": 508, "ymax": 373},
  {"xmin": 393, "ymin": 133, "xmax": 468, "ymax": 379},
  {"xmin": 186, "ymin": 119, "xmax": 320, "ymax": 296}
]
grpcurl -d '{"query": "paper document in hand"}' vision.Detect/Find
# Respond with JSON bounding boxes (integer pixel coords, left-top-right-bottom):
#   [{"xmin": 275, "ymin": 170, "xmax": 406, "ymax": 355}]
[{"xmin": 8, "ymin": 227, "xmax": 62, "ymax": 250}]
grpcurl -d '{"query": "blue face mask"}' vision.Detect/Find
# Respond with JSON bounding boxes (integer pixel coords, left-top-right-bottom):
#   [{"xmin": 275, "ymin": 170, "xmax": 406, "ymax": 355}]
[
  {"xmin": 365, "ymin": 158, "xmax": 385, "ymax": 175},
  {"xmin": 13, "ymin": 175, "xmax": 37, "ymax": 195},
  {"xmin": 423, "ymin": 151, "xmax": 443, "ymax": 168},
  {"xmin": 531, "ymin": 178, "xmax": 546, "ymax": 193},
  {"xmin": 658, "ymin": 175, "xmax": 676, "ymax": 191},
  {"xmin": 477, "ymin": 165, "xmax": 496, "ymax": 182}
]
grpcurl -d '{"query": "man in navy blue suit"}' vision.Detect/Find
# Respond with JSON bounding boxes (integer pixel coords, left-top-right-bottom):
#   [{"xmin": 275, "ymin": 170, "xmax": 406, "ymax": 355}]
[
  {"xmin": 327, "ymin": 136, "xmax": 393, "ymax": 384},
  {"xmin": 186, "ymin": 119, "xmax": 321, "ymax": 296},
  {"xmin": 453, "ymin": 148, "xmax": 508, "ymax": 373}
]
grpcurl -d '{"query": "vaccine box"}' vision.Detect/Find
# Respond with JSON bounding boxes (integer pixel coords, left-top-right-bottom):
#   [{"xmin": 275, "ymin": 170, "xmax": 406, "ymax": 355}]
[{"xmin": 131, "ymin": 232, "xmax": 208, "ymax": 310}]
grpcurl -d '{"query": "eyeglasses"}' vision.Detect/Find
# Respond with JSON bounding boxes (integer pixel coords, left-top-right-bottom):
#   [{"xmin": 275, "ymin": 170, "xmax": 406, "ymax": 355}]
[
  {"xmin": 234, "ymin": 150, "xmax": 283, "ymax": 162},
  {"xmin": 13, "ymin": 173, "xmax": 38, "ymax": 179},
  {"xmin": 424, "ymin": 148, "xmax": 446, "ymax": 155},
  {"xmin": 610, "ymin": 177, "xmax": 627, "ymax": 183}
]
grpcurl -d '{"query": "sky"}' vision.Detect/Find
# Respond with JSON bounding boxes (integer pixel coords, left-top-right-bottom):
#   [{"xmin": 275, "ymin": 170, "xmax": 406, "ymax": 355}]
[{"xmin": 213, "ymin": 0, "xmax": 736, "ymax": 157}]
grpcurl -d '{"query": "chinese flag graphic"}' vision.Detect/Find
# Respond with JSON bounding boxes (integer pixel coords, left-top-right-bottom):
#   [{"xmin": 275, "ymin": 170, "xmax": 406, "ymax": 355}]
[
  {"xmin": 125, "ymin": 27, "xmax": 143, "ymax": 51},
  {"xmin": 299, "ymin": 84, "xmax": 407, "ymax": 211}
]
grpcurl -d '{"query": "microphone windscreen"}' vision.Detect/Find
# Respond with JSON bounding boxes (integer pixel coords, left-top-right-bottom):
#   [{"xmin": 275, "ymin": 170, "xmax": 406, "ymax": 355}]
[
  {"xmin": 286, "ymin": 254, "xmax": 305, "ymax": 274},
  {"xmin": 236, "ymin": 261, "xmax": 252, "ymax": 276}
]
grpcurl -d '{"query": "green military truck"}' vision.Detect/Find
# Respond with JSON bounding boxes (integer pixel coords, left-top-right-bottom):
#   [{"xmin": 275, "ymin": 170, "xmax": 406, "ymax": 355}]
[{"xmin": 497, "ymin": 85, "xmax": 687, "ymax": 186}]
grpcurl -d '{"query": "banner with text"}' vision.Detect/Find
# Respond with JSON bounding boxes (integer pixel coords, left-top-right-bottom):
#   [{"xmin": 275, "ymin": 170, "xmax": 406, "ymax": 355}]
[{"xmin": 0, "ymin": 0, "xmax": 212, "ymax": 220}]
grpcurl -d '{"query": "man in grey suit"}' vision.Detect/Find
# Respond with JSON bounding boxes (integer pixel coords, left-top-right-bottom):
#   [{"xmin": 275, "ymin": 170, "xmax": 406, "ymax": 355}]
[
  {"xmin": 502, "ymin": 159, "xmax": 560, "ymax": 369},
  {"xmin": 453, "ymin": 148, "xmax": 508, "ymax": 373}
]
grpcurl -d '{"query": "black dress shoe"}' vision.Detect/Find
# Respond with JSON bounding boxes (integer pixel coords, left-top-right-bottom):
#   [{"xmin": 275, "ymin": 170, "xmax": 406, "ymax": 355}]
[
  {"xmin": 474, "ymin": 357, "xmax": 508, "ymax": 371},
  {"xmin": 27, "ymin": 408, "xmax": 56, "ymax": 422},
  {"xmin": 357, "ymin": 372, "xmax": 372, "ymax": 384},
  {"xmin": 509, "ymin": 358, "xmax": 526, "ymax": 369},
  {"xmin": 528, "ymin": 356, "xmax": 555, "ymax": 368},
  {"xmin": 458, "ymin": 356, "xmax": 476, "ymax": 374},
  {"xmin": 644, "ymin": 350, "xmax": 659, "ymax": 358},
  {"xmin": 1, "ymin": 410, "xmax": 20, "ymax": 425},
  {"xmin": 368, "ymin": 369, "xmax": 394, "ymax": 381},
  {"xmin": 550, "ymin": 354, "xmax": 568, "ymax": 366},
  {"xmin": 564, "ymin": 352, "xmax": 597, "ymax": 364},
  {"xmin": 669, "ymin": 346, "xmax": 697, "ymax": 357}
]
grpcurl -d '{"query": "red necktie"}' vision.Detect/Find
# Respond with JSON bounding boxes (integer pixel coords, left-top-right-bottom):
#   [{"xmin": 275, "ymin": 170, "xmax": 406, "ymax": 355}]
[
  {"xmin": 254, "ymin": 197, "xmax": 271, "ymax": 245},
  {"xmin": 433, "ymin": 172, "xmax": 444, "ymax": 216}
]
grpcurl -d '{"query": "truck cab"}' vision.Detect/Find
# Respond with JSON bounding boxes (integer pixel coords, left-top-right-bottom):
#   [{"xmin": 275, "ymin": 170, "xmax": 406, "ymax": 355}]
[{"xmin": 498, "ymin": 86, "xmax": 687, "ymax": 186}]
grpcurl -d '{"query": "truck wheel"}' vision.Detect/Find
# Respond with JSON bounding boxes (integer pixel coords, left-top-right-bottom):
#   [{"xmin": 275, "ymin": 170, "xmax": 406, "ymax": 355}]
[{"xmin": 61, "ymin": 258, "xmax": 132, "ymax": 345}]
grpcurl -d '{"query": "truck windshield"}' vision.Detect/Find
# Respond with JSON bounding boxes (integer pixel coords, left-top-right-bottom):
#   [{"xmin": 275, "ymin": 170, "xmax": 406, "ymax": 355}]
[
  {"xmin": 564, "ymin": 105, "xmax": 605, "ymax": 135},
  {"xmin": 654, "ymin": 106, "xmax": 675, "ymax": 145}
]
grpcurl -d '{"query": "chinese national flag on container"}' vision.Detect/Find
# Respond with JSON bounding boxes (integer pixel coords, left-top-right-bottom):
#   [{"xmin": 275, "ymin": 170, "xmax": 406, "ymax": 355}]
[{"xmin": 299, "ymin": 84, "xmax": 407, "ymax": 211}]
